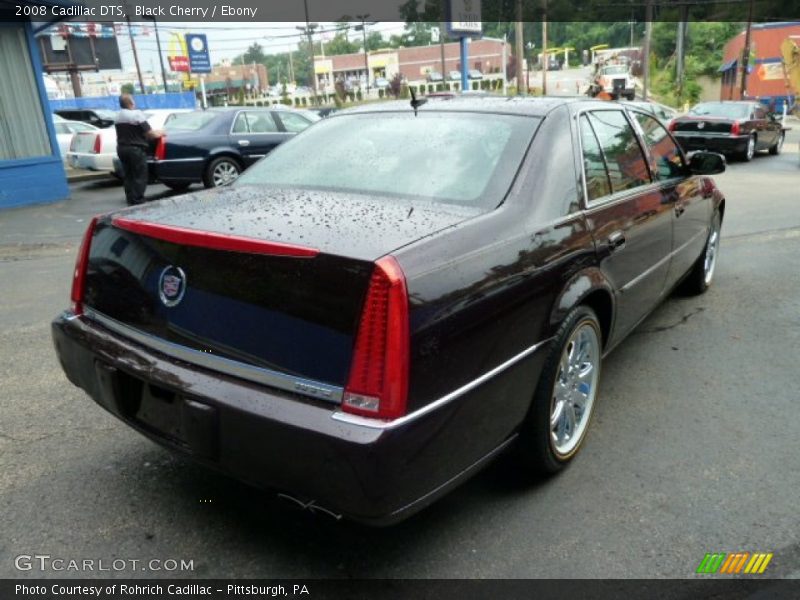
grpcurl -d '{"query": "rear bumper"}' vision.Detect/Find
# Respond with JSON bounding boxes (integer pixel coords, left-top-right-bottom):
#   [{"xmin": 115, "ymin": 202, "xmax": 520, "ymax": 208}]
[
  {"xmin": 67, "ymin": 152, "xmax": 114, "ymax": 172},
  {"xmin": 673, "ymin": 133, "xmax": 748, "ymax": 154},
  {"xmin": 52, "ymin": 312, "xmax": 543, "ymax": 525}
]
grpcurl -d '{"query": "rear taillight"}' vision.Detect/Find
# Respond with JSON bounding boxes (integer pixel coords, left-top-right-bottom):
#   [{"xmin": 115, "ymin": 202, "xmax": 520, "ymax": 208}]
[
  {"xmin": 69, "ymin": 136, "xmax": 77, "ymax": 151},
  {"xmin": 343, "ymin": 256, "xmax": 409, "ymax": 420},
  {"xmin": 731, "ymin": 121, "xmax": 740, "ymax": 135},
  {"xmin": 668, "ymin": 120, "xmax": 677, "ymax": 132},
  {"xmin": 154, "ymin": 136, "xmax": 166, "ymax": 161},
  {"xmin": 92, "ymin": 134, "xmax": 102, "ymax": 154},
  {"xmin": 70, "ymin": 216, "xmax": 99, "ymax": 315}
]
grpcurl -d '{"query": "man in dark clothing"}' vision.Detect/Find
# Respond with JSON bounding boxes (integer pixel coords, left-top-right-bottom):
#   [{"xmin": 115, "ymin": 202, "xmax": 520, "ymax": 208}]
[{"xmin": 115, "ymin": 94, "xmax": 163, "ymax": 205}]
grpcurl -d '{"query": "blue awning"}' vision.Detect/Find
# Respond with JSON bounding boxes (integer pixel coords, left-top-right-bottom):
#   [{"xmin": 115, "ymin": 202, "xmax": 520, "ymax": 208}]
[{"xmin": 718, "ymin": 59, "xmax": 738, "ymax": 73}]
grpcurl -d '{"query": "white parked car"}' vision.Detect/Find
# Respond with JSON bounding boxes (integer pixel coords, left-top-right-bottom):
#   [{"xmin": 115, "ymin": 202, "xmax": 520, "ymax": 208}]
[
  {"xmin": 67, "ymin": 109, "xmax": 192, "ymax": 176},
  {"xmin": 53, "ymin": 120, "xmax": 98, "ymax": 163}
]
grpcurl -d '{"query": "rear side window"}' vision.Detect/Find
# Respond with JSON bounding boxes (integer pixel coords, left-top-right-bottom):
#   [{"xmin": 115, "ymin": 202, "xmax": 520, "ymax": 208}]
[
  {"xmin": 579, "ymin": 115, "xmax": 611, "ymax": 201},
  {"xmin": 585, "ymin": 110, "xmax": 650, "ymax": 197},
  {"xmin": 277, "ymin": 111, "xmax": 312, "ymax": 133},
  {"xmin": 165, "ymin": 111, "xmax": 218, "ymax": 132},
  {"xmin": 633, "ymin": 112, "xmax": 685, "ymax": 180}
]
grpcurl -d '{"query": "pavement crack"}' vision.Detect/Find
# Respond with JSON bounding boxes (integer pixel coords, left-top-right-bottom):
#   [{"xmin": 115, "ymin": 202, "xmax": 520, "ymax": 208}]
[{"xmin": 636, "ymin": 307, "xmax": 705, "ymax": 335}]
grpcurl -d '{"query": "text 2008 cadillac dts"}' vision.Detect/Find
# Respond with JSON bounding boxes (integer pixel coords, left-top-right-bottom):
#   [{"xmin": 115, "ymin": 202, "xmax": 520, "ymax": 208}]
[{"xmin": 52, "ymin": 97, "xmax": 726, "ymax": 525}]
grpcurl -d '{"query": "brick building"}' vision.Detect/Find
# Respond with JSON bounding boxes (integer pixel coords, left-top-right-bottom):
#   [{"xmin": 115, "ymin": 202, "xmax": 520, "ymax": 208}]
[
  {"xmin": 719, "ymin": 22, "xmax": 800, "ymax": 111},
  {"xmin": 204, "ymin": 62, "xmax": 269, "ymax": 96}
]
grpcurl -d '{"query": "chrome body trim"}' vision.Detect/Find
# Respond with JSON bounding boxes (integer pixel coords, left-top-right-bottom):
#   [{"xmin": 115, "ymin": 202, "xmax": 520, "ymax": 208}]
[
  {"xmin": 152, "ymin": 157, "xmax": 204, "ymax": 163},
  {"xmin": 332, "ymin": 337, "xmax": 554, "ymax": 430},
  {"xmin": 82, "ymin": 308, "xmax": 344, "ymax": 404}
]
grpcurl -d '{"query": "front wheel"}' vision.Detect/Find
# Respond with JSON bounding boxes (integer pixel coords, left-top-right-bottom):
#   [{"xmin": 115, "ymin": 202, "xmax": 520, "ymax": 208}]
[
  {"xmin": 517, "ymin": 306, "xmax": 602, "ymax": 475},
  {"xmin": 768, "ymin": 132, "xmax": 785, "ymax": 155}
]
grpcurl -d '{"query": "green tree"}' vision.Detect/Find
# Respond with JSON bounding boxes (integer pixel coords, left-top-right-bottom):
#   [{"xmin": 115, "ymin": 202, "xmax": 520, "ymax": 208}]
[{"xmin": 242, "ymin": 43, "xmax": 267, "ymax": 65}]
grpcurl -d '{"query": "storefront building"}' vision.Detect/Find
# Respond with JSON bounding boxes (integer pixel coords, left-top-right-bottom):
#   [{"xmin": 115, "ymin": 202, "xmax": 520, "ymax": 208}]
[{"xmin": 0, "ymin": 0, "xmax": 75, "ymax": 209}]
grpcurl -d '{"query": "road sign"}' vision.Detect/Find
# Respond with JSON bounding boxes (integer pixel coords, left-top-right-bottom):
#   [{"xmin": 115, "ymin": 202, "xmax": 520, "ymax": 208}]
[
  {"xmin": 446, "ymin": 0, "xmax": 482, "ymax": 36},
  {"xmin": 185, "ymin": 33, "xmax": 211, "ymax": 74}
]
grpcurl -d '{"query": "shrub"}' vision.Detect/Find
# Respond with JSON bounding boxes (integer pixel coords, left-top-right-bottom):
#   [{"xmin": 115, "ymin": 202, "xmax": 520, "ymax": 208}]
[
  {"xmin": 301, "ymin": 97, "xmax": 307, "ymax": 106},
  {"xmin": 356, "ymin": 90, "xmax": 362, "ymax": 101},
  {"xmin": 294, "ymin": 97, "xmax": 300, "ymax": 106},
  {"xmin": 472, "ymin": 82, "xmax": 479, "ymax": 91},
  {"xmin": 378, "ymin": 89, "xmax": 384, "ymax": 99},
  {"xmin": 400, "ymin": 82, "xmax": 410, "ymax": 99}
]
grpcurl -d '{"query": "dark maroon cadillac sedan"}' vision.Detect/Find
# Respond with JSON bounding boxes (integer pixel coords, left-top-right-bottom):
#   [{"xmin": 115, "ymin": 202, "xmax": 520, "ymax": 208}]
[{"xmin": 52, "ymin": 97, "xmax": 726, "ymax": 525}]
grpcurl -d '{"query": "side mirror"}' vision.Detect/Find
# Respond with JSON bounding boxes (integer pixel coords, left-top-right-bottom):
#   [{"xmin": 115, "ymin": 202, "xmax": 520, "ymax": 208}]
[{"xmin": 689, "ymin": 151, "xmax": 726, "ymax": 175}]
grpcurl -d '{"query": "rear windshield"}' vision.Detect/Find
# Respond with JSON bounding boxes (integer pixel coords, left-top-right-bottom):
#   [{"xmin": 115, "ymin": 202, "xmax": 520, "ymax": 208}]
[
  {"xmin": 94, "ymin": 110, "xmax": 118, "ymax": 120},
  {"xmin": 689, "ymin": 102, "xmax": 750, "ymax": 119},
  {"xmin": 235, "ymin": 111, "xmax": 538, "ymax": 209},
  {"xmin": 165, "ymin": 111, "xmax": 218, "ymax": 131}
]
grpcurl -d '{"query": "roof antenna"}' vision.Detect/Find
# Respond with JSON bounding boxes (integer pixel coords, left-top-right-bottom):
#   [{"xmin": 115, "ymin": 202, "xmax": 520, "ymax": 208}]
[{"xmin": 410, "ymin": 88, "xmax": 427, "ymax": 116}]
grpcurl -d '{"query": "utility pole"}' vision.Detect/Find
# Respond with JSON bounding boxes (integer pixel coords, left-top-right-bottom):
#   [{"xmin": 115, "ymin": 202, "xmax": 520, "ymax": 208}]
[
  {"xmin": 542, "ymin": 16, "xmax": 548, "ymax": 95},
  {"xmin": 740, "ymin": 0, "xmax": 754, "ymax": 99},
  {"xmin": 151, "ymin": 17, "xmax": 168, "ymax": 93},
  {"xmin": 514, "ymin": 1, "xmax": 523, "ymax": 94},
  {"xmin": 356, "ymin": 14, "xmax": 370, "ymax": 94},
  {"xmin": 629, "ymin": 14, "xmax": 635, "ymax": 48},
  {"xmin": 126, "ymin": 15, "xmax": 145, "ymax": 94},
  {"xmin": 643, "ymin": 0, "xmax": 653, "ymax": 101},
  {"xmin": 440, "ymin": 22, "xmax": 447, "ymax": 85},
  {"xmin": 298, "ymin": 0, "xmax": 318, "ymax": 104},
  {"xmin": 675, "ymin": 3, "xmax": 690, "ymax": 101}
]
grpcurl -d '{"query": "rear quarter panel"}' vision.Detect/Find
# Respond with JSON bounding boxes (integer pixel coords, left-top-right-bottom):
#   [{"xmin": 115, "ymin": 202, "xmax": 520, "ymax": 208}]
[{"xmin": 393, "ymin": 105, "xmax": 598, "ymax": 462}]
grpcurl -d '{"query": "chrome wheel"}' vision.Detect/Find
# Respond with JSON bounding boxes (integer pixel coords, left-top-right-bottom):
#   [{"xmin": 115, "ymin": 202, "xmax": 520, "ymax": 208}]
[
  {"xmin": 212, "ymin": 161, "xmax": 239, "ymax": 186},
  {"xmin": 746, "ymin": 136, "xmax": 755, "ymax": 160},
  {"xmin": 703, "ymin": 219, "xmax": 721, "ymax": 286},
  {"xmin": 550, "ymin": 322, "xmax": 600, "ymax": 457}
]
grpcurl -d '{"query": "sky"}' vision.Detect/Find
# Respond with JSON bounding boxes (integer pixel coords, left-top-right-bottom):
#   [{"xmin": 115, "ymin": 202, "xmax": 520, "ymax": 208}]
[{"xmin": 114, "ymin": 21, "xmax": 408, "ymax": 74}]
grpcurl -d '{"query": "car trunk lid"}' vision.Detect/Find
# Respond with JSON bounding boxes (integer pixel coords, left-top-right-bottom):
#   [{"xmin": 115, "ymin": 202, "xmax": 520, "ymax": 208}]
[
  {"xmin": 672, "ymin": 118, "xmax": 736, "ymax": 134},
  {"xmin": 83, "ymin": 186, "xmax": 479, "ymax": 395}
]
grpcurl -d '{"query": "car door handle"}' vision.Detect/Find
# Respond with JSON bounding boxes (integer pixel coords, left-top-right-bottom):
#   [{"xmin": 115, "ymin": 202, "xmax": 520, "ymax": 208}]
[
  {"xmin": 608, "ymin": 231, "xmax": 626, "ymax": 253},
  {"xmin": 675, "ymin": 203, "xmax": 686, "ymax": 217},
  {"xmin": 238, "ymin": 140, "xmax": 250, "ymax": 146}
]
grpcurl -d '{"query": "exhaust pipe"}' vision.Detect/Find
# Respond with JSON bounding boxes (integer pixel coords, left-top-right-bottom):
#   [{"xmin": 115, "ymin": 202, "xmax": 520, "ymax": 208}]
[{"xmin": 277, "ymin": 493, "xmax": 343, "ymax": 521}]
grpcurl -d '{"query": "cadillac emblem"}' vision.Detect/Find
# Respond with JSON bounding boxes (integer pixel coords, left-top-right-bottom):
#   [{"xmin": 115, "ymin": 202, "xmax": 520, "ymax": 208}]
[
  {"xmin": 158, "ymin": 265, "xmax": 187, "ymax": 307},
  {"xmin": 697, "ymin": 121, "xmax": 706, "ymax": 129}
]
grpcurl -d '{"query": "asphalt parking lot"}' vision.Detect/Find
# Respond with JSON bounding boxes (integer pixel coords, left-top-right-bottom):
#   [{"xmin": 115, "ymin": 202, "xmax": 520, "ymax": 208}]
[{"xmin": 1, "ymin": 126, "xmax": 799, "ymax": 580}]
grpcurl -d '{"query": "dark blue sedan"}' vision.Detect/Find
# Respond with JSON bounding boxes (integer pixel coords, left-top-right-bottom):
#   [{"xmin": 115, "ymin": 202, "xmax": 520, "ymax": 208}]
[{"xmin": 152, "ymin": 107, "xmax": 320, "ymax": 190}]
